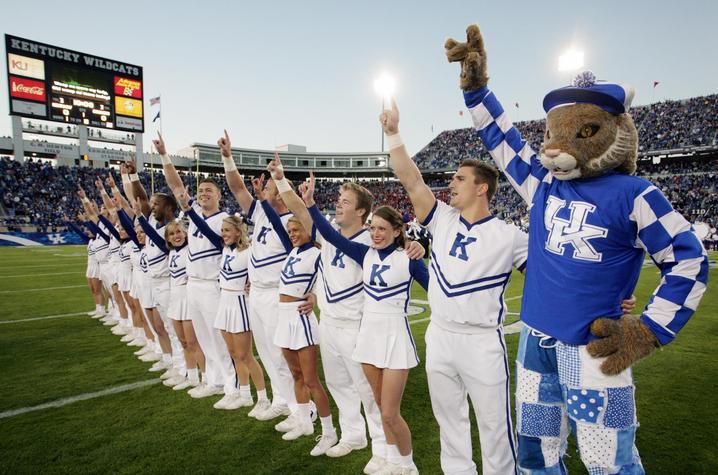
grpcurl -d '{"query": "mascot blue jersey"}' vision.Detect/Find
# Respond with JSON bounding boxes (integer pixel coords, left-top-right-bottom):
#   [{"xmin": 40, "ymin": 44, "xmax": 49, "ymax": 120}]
[{"xmin": 465, "ymin": 86, "xmax": 708, "ymax": 346}]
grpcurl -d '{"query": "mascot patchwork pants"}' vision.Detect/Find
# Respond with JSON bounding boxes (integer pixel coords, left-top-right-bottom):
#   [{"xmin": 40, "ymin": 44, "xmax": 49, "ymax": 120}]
[{"xmin": 516, "ymin": 326, "xmax": 644, "ymax": 475}]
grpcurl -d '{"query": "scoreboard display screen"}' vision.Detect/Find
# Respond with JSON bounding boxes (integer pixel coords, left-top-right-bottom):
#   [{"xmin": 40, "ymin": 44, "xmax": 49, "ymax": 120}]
[{"xmin": 5, "ymin": 34, "xmax": 144, "ymax": 132}]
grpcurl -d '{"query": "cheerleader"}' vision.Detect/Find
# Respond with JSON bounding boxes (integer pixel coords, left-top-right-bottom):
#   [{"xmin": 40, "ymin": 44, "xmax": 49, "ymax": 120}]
[
  {"xmin": 163, "ymin": 218, "xmax": 206, "ymax": 390},
  {"xmin": 65, "ymin": 213, "xmax": 105, "ymax": 317},
  {"xmin": 303, "ymin": 173, "xmax": 428, "ymax": 474},
  {"xmin": 178, "ymin": 190, "xmax": 269, "ymax": 412},
  {"xmin": 251, "ymin": 176, "xmax": 337, "ymax": 455}
]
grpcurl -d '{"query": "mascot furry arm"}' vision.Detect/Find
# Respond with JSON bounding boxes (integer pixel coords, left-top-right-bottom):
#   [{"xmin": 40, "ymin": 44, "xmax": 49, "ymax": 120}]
[{"xmin": 446, "ymin": 25, "xmax": 709, "ymax": 375}]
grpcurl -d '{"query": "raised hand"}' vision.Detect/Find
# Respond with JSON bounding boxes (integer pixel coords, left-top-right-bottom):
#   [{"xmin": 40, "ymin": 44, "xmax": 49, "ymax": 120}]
[
  {"xmin": 267, "ymin": 151, "xmax": 284, "ymax": 180},
  {"xmin": 218, "ymin": 129, "xmax": 232, "ymax": 158},
  {"xmin": 119, "ymin": 162, "xmax": 128, "ymax": 175},
  {"xmin": 175, "ymin": 187, "xmax": 191, "ymax": 211},
  {"xmin": 444, "ymin": 24, "xmax": 489, "ymax": 91},
  {"xmin": 131, "ymin": 197, "xmax": 141, "ymax": 216},
  {"xmin": 77, "ymin": 188, "xmax": 87, "ymax": 200},
  {"xmin": 251, "ymin": 174, "xmax": 266, "ymax": 200},
  {"xmin": 125, "ymin": 154, "xmax": 137, "ymax": 174},
  {"xmin": 106, "ymin": 173, "xmax": 117, "ymax": 190},
  {"xmin": 300, "ymin": 171, "xmax": 315, "ymax": 206},
  {"xmin": 95, "ymin": 178, "xmax": 105, "ymax": 192},
  {"xmin": 152, "ymin": 132, "xmax": 167, "ymax": 155},
  {"xmin": 379, "ymin": 98, "xmax": 400, "ymax": 136}
]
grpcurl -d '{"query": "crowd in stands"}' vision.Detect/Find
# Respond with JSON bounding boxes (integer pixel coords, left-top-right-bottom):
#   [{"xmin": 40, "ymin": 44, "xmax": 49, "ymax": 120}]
[{"xmin": 414, "ymin": 94, "xmax": 718, "ymax": 170}]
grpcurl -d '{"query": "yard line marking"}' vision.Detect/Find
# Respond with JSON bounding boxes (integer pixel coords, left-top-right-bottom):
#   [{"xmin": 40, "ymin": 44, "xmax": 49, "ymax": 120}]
[
  {"xmin": 0, "ymin": 263, "xmax": 85, "ymax": 270},
  {"xmin": 0, "ymin": 284, "xmax": 86, "ymax": 293},
  {"xmin": 0, "ymin": 379, "xmax": 161, "ymax": 420},
  {"xmin": 0, "ymin": 271, "xmax": 85, "ymax": 279},
  {"xmin": 0, "ymin": 312, "xmax": 87, "ymax": 324}
]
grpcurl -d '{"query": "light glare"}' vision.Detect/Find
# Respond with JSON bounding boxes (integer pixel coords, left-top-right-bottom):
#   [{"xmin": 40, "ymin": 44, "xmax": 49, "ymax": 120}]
[{"xmin": 558, "ymin": 49, "xmax": 584, "ymax": 71}]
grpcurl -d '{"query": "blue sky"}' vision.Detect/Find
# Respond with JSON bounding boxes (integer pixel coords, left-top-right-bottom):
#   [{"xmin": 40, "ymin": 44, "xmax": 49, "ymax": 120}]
[{"xmin": 2, "ymin": 0, "xmax": 716, "ymax": 155}]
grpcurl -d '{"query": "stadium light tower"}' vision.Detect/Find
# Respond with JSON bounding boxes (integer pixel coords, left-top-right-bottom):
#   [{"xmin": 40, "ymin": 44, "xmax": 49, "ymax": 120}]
[
  {"xmin": 558, "ymin": 48, "xmax": 585, "ymax": 72},
  {"xmin": 374, "ymin": 73, "xmax": 396, "ymax": 151}
]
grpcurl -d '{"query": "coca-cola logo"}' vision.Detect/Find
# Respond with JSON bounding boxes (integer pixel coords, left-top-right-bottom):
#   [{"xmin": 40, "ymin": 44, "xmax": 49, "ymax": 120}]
[{"xmin": 9, "ymin": 76, "xmax": 46, "ymax": 102}]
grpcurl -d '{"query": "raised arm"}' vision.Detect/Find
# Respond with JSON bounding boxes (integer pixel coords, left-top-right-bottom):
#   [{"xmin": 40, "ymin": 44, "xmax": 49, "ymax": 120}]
[
  {"xmin": 153, "ymin": 132, "xmax": 184, "ymax": 194},
  {"xmin": 307, "ymin": 204, "xmax": 368, "ymax": 264},
  {"xmin": 117, "ymin": 208, "xmax": 140, "ymax": 247},
  {"xmin": 98, "ymin": 214, "xmax": 120, "ymax": 241},
  {"xmin": 445, "ymin": 24, "xmax": 546, "ymax": 205},
  {"xmin": 267, "ymin": 153, "xmax": 313, "ymax": 232},
  {"xmin": 107, "ymin": 170, "xmax": 132, "ymax": 213},
  {"xmin": 379, "ymin": 99, "xmax": 436, "ymax": 222},
  {"xmin": 125, "ymin": 157, "xmax": 150, "ymax": 218},
  {"xmin": 217, "ymin": 130, "xmax": 253, "ymax": 213},
  {"xmin": 137, "ymin": 215, "xmax": 169, "ymax": 254},
  {"xmin": 65, "ymin": 216, "xmax": 91, "ymax": 243},
  {"xmin": 175, "ymin": 189, "xmax": 224, "ymax": 251}
]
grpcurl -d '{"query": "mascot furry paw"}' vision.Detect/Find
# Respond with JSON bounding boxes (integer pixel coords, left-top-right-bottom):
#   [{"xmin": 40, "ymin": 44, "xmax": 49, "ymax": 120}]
[{"xmin": 448, "ymin": 24, "xmax": 708, "ymax": 474}]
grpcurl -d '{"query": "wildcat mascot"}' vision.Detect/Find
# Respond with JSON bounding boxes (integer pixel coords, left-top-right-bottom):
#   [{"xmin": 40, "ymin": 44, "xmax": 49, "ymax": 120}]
[{"xmin": 446, "ymin": 25, "xmax": 708, "ymax": 474}]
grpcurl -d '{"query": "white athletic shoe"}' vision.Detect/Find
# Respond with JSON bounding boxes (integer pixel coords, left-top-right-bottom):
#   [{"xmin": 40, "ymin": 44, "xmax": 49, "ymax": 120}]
[
  {"xmin": 127, "ymin": 337, "xmax": 146, "ymax": 347},
  {"xmin": 274, "ymin": 415, "xmax": 297, "ymax": 433},
  {"xmin": 214, "ymin": 393, "xmax": 241, "ymax": 410},
  {"xmin": 236, "ymin": 395, "xmax": 254, "ymax": 408},
  {"xmin": 282, "ymin": 421, "xmax": 314, "ymax": 441},
  {"xmin": 102, "ymin": 319, "xmax": 117, "ymax": 327},
  {"xmin": 397, "ymin": 465, "xmax": 419, "ymax": 475},
  {"xmin": 134, "ymin": 345, "xmax": 153, "ymax": 356},
  {"xmin": 248, "ymin": 399, "xmax": 271, "ymax": 419},
  {"xmin": 159, "ymin": 368, "xmax": 180, "ymax": 380},
  {"xmin": 310, "ymin": 431, "xmax": 339, "ymax": 456},
  {"xmin": 148, "ymin": 360, "xmax": 171, "ymax": 372},
  {"xmin": 326, "ymin": 440, "xmax": 368, "ymax": 458},
  {"xmin": 139, "ymin": 352, "xmax": 162, "ymax": 362},
  {"xmin": 120, "ymin": 334, "xmax": 134, "ymax": 343},
  {"xmin": 172, "ymin": 379, "xmax": 198, "ymax": 391},
  {"xmin": 163, "ymin": 375, "xmax": 186, "ymax": 387},
  {"xmin": 255, "ymin": 404, "xmax": 291, "ymax": 422},
  {"xmin": 363, "ymin": 456, "xmax": 388, "ymax": 474},
  {"xmin": 373, "ymin": 462, "xmax": 402, "ymax": 475},
  {"xmin": 222, "ymin": 394, "xmax": 253, "ymax": 410},
  {"xmin": 188, "ymin": 384, "xmax": 224, "ymax": 399}
]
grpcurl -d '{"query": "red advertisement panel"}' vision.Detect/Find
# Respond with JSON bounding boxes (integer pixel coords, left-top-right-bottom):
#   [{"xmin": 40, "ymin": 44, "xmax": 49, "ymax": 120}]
[
  {"xmin": 114, "ymin": 76, "xmax": 142, "ymax": 98},
  {"xmin": 9, "ymin": 75, "xmax": 46, "ymax": 102}
]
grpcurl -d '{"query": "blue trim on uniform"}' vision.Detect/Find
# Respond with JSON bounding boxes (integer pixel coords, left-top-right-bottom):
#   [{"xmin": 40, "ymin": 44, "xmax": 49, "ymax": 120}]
[
  {"xmin": 300, "ymin": 313, "xmax": 313, "ymax": 346},
  {"xmin": 496, "ymin": 328, "xmax": 518, "ymax": 470},
  {"xmin": 363, "ymin": 283, "xmax": 411, "ymax": 301},
  {"xmin": 404, "ymin": 316, "xmax": 420, "ymax": 364},
  {"xmin": 517, "ymin": 260, "xmax": 527, "ymax": 273},
  {"xmin": 460, "ymin": 214, "xmax": 494, "ymax": 230},
  {"xmin": 419, "ymin": 200, "xmax": 439, "ymax": 227}
]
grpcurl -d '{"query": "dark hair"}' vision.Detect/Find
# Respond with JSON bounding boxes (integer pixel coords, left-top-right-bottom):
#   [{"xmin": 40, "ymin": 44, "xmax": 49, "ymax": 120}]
[
  {"xmin": 341, "ymin": 182, "xmax": 374, "ymax": 224},
  {"xmin": 459, "ymin": 159, "xmax": 500, "ymax": 202},
  {"xmin": 199, "ymin": 178, "xmax": 222, "ymax": 193},
  {"xmin": 154, "ymin": 192, "xmax": 178, "ymax": 213},
  {"xmin": 371, "ymin": 205, "xmax": 407, "ymax": 248}
]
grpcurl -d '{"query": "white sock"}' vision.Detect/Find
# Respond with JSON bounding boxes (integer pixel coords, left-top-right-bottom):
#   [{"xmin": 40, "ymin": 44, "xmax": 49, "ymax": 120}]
[
  {"xmin": 187, "ymin": 368, "xmax": 199, "ymax": 384},
  {"xmin": 239, "ymin": 385, "xmax": 251, "ymax": 398},
  {"xmin": 201, "ymin": 372, "xmax": 208, "ymax": 384},
  {"xmin": 399, "ymin": 452, "xmax": 414, "ymax": 468},
  {"xmin": 387, "ymin": 445, "xmax": 401, "ymax": 465},
  {"xmin": 162, "ymin": 353, "xmax": 172, "ymax": 364},
  {"xmin": 297, "ymin": 403, "xmax": 311, "ymax": 425},
  {"xmin": 257, "ymin": 389, "xmax": 269, "ymax": 402},
  {"xmin": 320, "ymin": 415, "xmax": 334, "ymax": 433},
  {"xmin": 95, "ymin": 304, "xmax": 103, "ymax": 312}
]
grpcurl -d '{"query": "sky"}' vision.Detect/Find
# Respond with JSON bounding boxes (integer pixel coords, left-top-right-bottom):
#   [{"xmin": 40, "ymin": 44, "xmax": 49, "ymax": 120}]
[{"xmin": 1, "ymin": 0, "xmax": 717, "ymax": 155}]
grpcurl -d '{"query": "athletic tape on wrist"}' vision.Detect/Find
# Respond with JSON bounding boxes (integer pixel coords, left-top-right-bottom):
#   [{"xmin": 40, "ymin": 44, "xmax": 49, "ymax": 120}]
[
  {"xmin": 160, "ymin": 154, "xmax": 172, "ymax": 165},
  {"xmin": 121, "ymin": 175, "xmax": 131, "ymax": 185},
  {"xmin": 130, "ymin": 173, "xmax": 140, "ymax": 182},
  {"xmin": 275, "ymin": 177, "xmax": 291, "ymax": 193},
  {"xmin": 386, "ymin": 133, "xmax": 404, "ymax": 150},
  {"xmin": 270, "ymin": 163, "xmax": 284, "ymax": 181},
  {"xmin": 222, "ymin": 155, "xmax": 237, "ymax": 172}
]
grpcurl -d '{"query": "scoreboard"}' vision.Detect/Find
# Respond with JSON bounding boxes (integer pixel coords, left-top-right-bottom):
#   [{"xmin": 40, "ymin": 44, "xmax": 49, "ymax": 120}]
[{"xmin": 5, "ymin": 34, "xmax": 144, "ymax": 133}]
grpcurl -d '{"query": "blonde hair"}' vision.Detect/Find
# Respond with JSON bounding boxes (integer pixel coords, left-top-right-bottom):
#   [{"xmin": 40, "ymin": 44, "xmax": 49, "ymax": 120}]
[
  {"xmin": 222, "ymin": 215, "xmax": 250, "ymax": 251},
  {"xmin": 164, "ymin": 218, "xmax": 188, "ymax": 250},
  {"xmin": 340, "ymin": 182, "xmax": 374, "ymax": 224}
]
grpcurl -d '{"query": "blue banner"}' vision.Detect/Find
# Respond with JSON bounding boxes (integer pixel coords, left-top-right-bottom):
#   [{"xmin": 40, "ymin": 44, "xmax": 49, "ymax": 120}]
[{"xmin": 0, "ymin": 232, "xmax": 86, "ymax": 246}]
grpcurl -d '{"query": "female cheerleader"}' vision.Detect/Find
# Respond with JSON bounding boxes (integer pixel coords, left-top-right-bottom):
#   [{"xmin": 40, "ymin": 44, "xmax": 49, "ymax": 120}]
[
  {"xmin": 302, "ymin": 172, "xmax": 427, "ymax": 474},
  {"xmin": 251, "ymin": 176, "xmax": 337, "ymax": 455},
  {"xmin": 177, "ymin": 190, "xmax": 269, "ymax": 412},
  {"xmin": 162, "ymin": 218, "xmax": 207, "ymax": 390}
]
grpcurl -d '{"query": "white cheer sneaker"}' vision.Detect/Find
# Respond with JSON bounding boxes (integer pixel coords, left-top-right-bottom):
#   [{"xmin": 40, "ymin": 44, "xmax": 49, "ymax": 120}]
[{"xmin": 310, "ymin": 431, "xmax": 339, "ymax": 456}]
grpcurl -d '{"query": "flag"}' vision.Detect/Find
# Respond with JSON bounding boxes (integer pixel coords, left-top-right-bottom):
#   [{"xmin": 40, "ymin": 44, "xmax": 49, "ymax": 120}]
[
  {"xmin": 150, "ymin": 96, "xmax": 161, "ymax": 106},
  {"xmin": 515, "ymin": 102, "xmax": 520, "ymax": 108},
  {"xmin": 653, "ymin": 81, "xmax": 660, "ymax": 88},
  {"xmin": 152, "ymin": 111, "xmax": 161, "ymax": 123}
]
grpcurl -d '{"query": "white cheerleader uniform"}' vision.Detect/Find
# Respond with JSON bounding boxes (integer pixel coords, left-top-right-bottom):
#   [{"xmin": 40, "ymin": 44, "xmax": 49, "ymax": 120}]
[
  {"xmin": 168, "ymin": 245, "xmax": 189, "ymax": 321},
  {"xmin": 214, "ymin": 245, "xmax": 251, "ymax": 333},
  {"xmin": 117, "ymin": 241, "xmax": 133, "ymax": 293},
  {"xmin": 273, "ymin": 242, "xmax": 321, "ymax": 350},
  {"xmin": 309, "ymin": 205, "xmax": 429, "ymax": 369},
  {"xmin": 86, "ymin": 236, "xmax": 101, "ymax": 279}
]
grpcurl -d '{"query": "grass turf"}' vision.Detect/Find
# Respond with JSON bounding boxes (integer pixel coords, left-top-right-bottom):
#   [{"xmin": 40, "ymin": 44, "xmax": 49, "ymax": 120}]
[{"xmin": 0, "ymin": 245, "xmax": 715, "ymax": 474}]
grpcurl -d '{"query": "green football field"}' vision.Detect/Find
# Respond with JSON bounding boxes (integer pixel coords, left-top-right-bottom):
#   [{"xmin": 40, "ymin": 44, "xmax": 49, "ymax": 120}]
[{"xmin": 0, "ymin": 245, "xmax": 715, "ymax": 474}]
